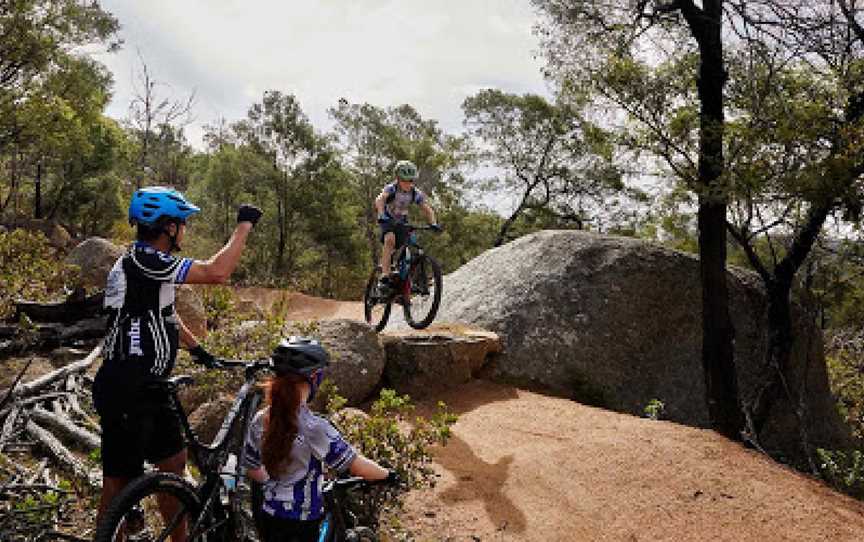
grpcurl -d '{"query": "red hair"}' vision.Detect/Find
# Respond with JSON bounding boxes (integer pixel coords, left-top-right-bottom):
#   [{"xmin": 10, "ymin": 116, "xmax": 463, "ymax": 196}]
[{"xmin": 261, "ymin": 373, "xmax": 306, "ymax": 476}]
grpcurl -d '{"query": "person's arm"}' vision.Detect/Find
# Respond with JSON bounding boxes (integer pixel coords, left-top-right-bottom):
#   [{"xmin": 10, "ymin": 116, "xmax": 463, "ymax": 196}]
[
  {"xmin": 177, "ymin": 314, "xmax": 197, "ymax": 349},
  {"xmin": 348, "ymin": 454, "xmax": 388, "ymax": 480},
  {"xmin": 375, "ymin": 191, "xmax": 388, "ymax": 217},
  {"xmin": 420, "ymin": 202, "xmax": 437, "ymax": 225},
  {"xmin": 184, "ymin": 222, "xmax": 252, "ymax": 284}
]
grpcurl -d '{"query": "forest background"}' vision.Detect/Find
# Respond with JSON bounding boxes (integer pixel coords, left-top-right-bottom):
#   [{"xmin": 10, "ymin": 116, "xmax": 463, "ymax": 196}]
[{"xmin": 4, "ymin": 0, "xmax": 864, "ymax": 474}]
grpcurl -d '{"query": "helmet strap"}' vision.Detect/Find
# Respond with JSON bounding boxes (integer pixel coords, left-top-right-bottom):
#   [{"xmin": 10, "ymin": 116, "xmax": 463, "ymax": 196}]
[{"xmin": 163, "ymin": 219, "xmax": 183, "ymax": 252}]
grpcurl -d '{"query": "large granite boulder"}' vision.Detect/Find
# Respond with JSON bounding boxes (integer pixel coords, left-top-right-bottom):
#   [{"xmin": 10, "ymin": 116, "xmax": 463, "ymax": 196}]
[
  {"xmin": 286, "ymin": 319, "xmax": 385, "ymax": 407},
  {"xmin": 436, "ymin": 230, "xmax": 849, "ymax": 459},
  {"xmin": 176, "ymin": 285, "xmax": 207, "ymax": 337},
  {"xmin": 65, "ymin": 237, "xmax": 124, "ymax": 289}
]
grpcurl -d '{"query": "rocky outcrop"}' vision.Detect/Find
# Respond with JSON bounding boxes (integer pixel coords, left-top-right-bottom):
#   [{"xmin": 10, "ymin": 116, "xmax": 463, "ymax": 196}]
[
  {"xmin": 286, "ymin": 319, "xmax": 386, "ymax": 407},
  {"xmin": 436, "ymin": 230, "xmax": 849, "ymax": 459},
  {"xmin": 65, "ymin": 237, "xmax": 124, "ymax": 289},
  {"xmin": 176, "ymin": 285, "xmax": 207, "ymax": 337},
  {"xmin": 381, "ymin": 329, "xmax": 502, "ymax": 399}
]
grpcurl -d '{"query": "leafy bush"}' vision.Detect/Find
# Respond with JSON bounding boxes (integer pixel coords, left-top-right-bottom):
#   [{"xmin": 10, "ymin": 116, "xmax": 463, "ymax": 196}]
[
  {"xmin": 643, "ymin": 398, "xmax": 665, "ymax": 420},
  {"xmin": 0, "ymin": 480, "xmax": 74, "ymax": 542},
  {"xmin": 0, "ymin": 229, "xmax": 80, "ymax": 319},
  {"xmin": 825, "ymin": 330, "xmax": 864, "ymax": 439},
  {"xmin": 325, "ymin": 386, "xmax": 457, "ymax": 536},
  {"xmin": 817, "ymin": 448, "xmax": 864, "ymax": 499}
]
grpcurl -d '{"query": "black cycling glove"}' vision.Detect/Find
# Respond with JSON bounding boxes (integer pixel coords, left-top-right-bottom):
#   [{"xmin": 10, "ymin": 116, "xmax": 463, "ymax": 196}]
[
  {"xmin": 385, "ymin": 469, "xmax": 402, "ymax": 487},
  {"xmin": 429, "ymin": 223, "xmax": 443, "ymax": 232},
  {"xmin": 237, "ymin": 204, "xmax": 263, "ymax": 226},
  {"xmin": 189, "ymin": 344, "xmax": 220, "ymax": 369}
]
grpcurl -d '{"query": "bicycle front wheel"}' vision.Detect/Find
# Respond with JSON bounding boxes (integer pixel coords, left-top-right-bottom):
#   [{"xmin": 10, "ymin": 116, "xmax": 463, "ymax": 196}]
[
  {"xmin": 363, "ymin": 268, "xmax": 392, "ymax": 332},
  {"xmin": 94, "ymin": 472, "xmax": 203, "ymax": 542},
  {"xmin": 403, "ymin": 255, "xmax": 442, "ymax": 329}
]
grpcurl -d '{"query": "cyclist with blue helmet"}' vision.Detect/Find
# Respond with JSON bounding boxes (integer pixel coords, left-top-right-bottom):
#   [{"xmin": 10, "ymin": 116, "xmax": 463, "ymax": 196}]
[
  {"xmin": 374, "ymin": 160, "xmax": 441, "ymax": 294},
  {"xmin": 244, "ymin": 337, "xmax": 396, "ymax": 542},
  {"xmin": 93, "ymin": 186, "xmax": 263, "ymax": 538}
]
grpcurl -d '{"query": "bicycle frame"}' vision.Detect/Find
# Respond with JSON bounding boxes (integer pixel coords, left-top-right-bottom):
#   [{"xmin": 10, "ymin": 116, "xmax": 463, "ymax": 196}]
[{"xmin": 156, "ymin": 360, "xmax": 270, "ymax": 539}]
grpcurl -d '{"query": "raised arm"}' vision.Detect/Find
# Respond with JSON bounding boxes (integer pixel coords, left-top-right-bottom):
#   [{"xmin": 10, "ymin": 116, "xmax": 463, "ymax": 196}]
[{"xmin": 184, "ymin": 205, "xmax": 262, "ymax": 284}]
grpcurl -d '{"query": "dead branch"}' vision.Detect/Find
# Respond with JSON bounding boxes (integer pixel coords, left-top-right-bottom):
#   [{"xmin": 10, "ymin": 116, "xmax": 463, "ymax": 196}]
[
  {"xmin": 24, "ymin": 420, "xmax": 100, "ymax": 490},
  {"xmin": 30, "ymin": 407, "xmax": 99, "ymax": 451},
  {"xmin": 6, "ymin": 344, "xmax": 101, "ymax": 401}
]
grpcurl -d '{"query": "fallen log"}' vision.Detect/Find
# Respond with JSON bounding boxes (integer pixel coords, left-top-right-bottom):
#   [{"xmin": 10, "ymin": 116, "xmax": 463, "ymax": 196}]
[
  {"xmin": 0, "ymin": 317, "xmax": 106, "ymax": 353},
  {"xmin": 6, "ymin": 344, "xmax": 101, "ymax": 401},
  {"xmin": 24, "ymin": 420, "xmax": 99, "ymax": 490},
  {"xmin": 30, "ymin": 407, "xmax": 99, "ymax": 451},
  {"xmin": 13, "ymin": 290, "xmax": 104, "ymax": 323}
]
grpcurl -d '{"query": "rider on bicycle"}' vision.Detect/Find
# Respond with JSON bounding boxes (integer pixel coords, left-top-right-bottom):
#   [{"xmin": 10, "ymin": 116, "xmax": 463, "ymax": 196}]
[
  {"xmin": 92, "ymin": 186, "xmax": 262, "ymax": 535},
  {"xmin": 244, "ymin": 337, "xmax": 396, "ymax": 542},
  {"xmin": 374, "ymin": 160, "xmax": 440, "ymax": 295}
]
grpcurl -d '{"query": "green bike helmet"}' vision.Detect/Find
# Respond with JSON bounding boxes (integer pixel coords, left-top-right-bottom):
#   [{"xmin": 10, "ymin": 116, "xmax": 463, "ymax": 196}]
[{"xmin": 394, "ymin": 160, "xmax": 418, "ymax": 181}]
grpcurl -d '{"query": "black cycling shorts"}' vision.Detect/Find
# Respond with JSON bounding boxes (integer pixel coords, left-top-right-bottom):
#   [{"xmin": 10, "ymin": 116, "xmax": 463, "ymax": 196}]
[
  {"xmin": 255, "ymin": 510, "xmax": 322, "ymax": 542},
  {"xmin": 379, "ymin": 221, "xmax": 409, "ymax": 248},
  {"xmin": 97, "ymin": 399, "xmax": 185, "ymax": 478}
]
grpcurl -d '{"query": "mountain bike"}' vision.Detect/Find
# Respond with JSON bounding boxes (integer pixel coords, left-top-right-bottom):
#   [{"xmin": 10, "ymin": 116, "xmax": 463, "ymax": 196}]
[
  {"xmin": 93, "ymin": 359, "xmax": 269, "ymax": 542},
  {"xmin": 363, "ymin": 223, "xmax": 443, "ymax": 332}
]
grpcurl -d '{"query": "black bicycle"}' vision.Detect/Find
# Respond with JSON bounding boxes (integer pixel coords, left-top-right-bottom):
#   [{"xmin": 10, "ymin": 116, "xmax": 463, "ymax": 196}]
[
  {"xmin": 363, "ymin": 223, "xmax": 443, "ymax": 332},
  {"xmin": 93, "ymin": 359, "xmax": 268, "ymax": 542}
]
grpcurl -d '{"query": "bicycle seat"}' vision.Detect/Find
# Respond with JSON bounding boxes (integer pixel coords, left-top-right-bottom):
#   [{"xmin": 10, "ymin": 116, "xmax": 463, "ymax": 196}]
[{"xmin": 146, "ymin": 375, "xmax": 195, "ymax": 393}]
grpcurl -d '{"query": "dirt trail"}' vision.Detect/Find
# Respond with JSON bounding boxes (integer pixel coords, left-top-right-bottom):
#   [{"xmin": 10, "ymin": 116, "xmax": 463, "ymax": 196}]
[
  {"xmin": 403, "ymin": 380, "xmax": 864, "ymax": 542},
  {"xmin": 230, "ymin": 289, "xmax": 864, "ymax": 541}
]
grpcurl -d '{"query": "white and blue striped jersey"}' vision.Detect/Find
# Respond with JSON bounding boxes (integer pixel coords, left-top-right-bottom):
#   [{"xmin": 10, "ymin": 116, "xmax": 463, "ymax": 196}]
[
  {"xmin": 101, "ymin": 241, "xmax": 193, "ymax": 378},
  {"xmin": 243, "ymin": 405, "xmax": 357, "ymax": 521}
]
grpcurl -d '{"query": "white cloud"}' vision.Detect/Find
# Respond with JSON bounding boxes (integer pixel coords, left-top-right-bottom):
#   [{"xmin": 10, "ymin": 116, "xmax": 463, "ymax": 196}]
[{"xmin": 94, "ymin": 0, "xmax": 550, "ymax": 147}]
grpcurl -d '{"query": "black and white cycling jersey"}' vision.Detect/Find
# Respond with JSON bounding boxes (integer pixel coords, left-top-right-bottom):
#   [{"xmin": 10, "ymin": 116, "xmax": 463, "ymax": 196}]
[{"xmin": 101, "ymin": 241, "xmax": 193, "ymax": 378}]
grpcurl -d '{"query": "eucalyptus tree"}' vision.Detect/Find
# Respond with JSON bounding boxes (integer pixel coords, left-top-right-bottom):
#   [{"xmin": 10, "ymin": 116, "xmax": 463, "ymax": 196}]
[
  {"xmin": 717, "ymin": 1, "xmax": 864, "ymax": 443},
  {"xmin": 462, "ymin": 88, "xmax": 624, "ymax": 246},
  {"xmin": 235, "ymin": 91, "xmax": 316, "ymax": 275},
  {"xmin": 329, "ymin": 100, "xmax": 463, "ymax": 263},
  {"xmin": 534, "ymin": 0, "xmax": 743, "ymax": 438},
  {"xmin": 0, "ymin": 0, "xmax": 119, "ymax": 151}
]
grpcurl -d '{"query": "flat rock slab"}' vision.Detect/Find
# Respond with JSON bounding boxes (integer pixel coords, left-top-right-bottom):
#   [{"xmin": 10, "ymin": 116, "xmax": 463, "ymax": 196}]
[{"xmin": 381, "ymin": 327, "xmax": 502, "ymax": 399}]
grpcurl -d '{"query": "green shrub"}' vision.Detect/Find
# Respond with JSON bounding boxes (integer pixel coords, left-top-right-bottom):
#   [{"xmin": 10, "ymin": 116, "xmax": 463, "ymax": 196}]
[
  {"xmin": 326, "ymin": 386, "xmax": 457, "ymax": 535},
  {"xmin": 817, "ymin": 448, "xmax": 864, "ymax": 499},
  {"xmin": 643, "ymin": 399, "xmax": 665, "ymax": 420},
  {"xmin": 0, "ymin": 229, "xmax": 79, "ymax": 319}
]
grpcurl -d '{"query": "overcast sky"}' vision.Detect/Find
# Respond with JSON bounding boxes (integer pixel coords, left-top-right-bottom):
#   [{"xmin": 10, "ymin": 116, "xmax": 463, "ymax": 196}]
[{"xmin": 94, "ymin": 0, "xmax": 550, "ymax": 150}]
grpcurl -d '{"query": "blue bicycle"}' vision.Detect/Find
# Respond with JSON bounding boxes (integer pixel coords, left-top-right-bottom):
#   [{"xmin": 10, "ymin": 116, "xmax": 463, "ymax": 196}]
[
  {"xmin": 251, "ymin": 476, "xmax": 388, "ymax": 542},
  {"xmin": 363, "ymin": 223, "xmax": 443, "ymax": 332}
]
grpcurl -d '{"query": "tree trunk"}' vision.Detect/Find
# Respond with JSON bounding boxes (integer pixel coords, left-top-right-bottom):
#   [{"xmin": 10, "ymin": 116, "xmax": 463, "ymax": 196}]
[
  {"xmin": 34, "ymin": 161, "xmax": 42, "ymax": 219},
  {"xmin": 687, "ymin": 0, "xmax": 743, "ymax": 439},
  {"xmin": 750, "ymin": 280, "xmax": 793, "ymax": 434}
]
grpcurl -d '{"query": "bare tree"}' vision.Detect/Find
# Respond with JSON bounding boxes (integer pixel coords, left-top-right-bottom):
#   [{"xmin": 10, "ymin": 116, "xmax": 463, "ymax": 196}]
[{"xmin": 128, "ymin": 50, "xmax": 195, "ymax": 188}]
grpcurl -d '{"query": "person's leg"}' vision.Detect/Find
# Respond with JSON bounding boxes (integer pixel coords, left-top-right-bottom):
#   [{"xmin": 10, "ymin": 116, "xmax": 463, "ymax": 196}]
[
  {"xmin": 95, "ymin": 410, "xmax": 144, "ymax": 535},
  {"xmin": 380, "ymin": 231, "xmax": 396, "ymax": 275},
  {"xmin": 154, "ymin": 448, "xmax": 189, "ymax": 542},
  {"xmin": 97, "ymin": 475, "xmax": 133, "ymax": 526}
]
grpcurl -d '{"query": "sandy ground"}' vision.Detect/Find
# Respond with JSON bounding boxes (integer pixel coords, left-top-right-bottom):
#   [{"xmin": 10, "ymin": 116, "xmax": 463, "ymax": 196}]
[
  {"xmin": 402, "ymin": 380, "xmax": 864, "ymax": 542},
  {"xmin": 222, "ymin": 289, "xmax": 864, "ymax": 541}
]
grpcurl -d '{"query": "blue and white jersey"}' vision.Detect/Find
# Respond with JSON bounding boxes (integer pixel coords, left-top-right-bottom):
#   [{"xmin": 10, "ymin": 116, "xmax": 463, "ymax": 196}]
[
  {"xmin": 101, "ymin": 241, "xmax": 193, "ymax": 378},
  {"xmin": 243, "ymin": 405, "xmax": 357, "ymax": 521},
  {"xmin": 382, "ymin": 182, "xmax": 426, "ymax": 221}
]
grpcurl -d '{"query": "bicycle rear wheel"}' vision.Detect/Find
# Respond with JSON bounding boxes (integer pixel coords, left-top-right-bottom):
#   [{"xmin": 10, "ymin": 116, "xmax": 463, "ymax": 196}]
[
  {"xmin": 346, "ymin": 526, "xmax": 378, "ymax": 541},
  {"xmin": 94, "ymin": 472, "xmax": 203, "ymax": 542},
  {"xmin": 403, "ymin": 255, "xmax": 442, "ymax": 329},
  {"xmin": 363, "ymin": 268, "xmax": 392, "ymax": 332}
]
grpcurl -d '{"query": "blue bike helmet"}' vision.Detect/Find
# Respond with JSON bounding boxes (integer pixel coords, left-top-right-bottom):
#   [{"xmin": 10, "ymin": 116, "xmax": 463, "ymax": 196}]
[{"xmin": 128, "ymin": 186, "xmax": 200, "ymax": 226}]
